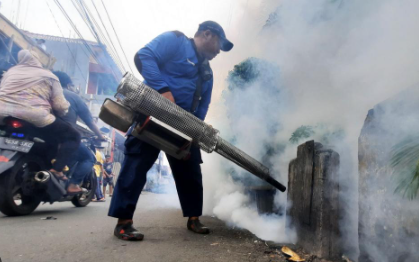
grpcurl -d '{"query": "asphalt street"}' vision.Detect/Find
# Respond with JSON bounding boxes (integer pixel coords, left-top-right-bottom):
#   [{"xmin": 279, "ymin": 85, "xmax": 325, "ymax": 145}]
[{"xmin": 0, "ymin": 192, "xmax": 288, "ymax": 262}]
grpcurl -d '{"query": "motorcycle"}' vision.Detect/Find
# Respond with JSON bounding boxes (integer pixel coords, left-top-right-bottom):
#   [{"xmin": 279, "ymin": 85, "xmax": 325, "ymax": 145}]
[{"xmin": 0, "ymin": 117, "xmax": 97, "ymax": 216}]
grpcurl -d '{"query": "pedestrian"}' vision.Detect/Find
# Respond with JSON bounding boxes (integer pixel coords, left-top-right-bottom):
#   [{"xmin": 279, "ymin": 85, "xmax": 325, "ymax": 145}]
[
  {"xmin": 92, "ymin": 148, "xmax": 105, "ymax": 202},
  {"xmin": 103, "ymin": 155, "xmax": 115, "ymax": 198},
  {"xmin": 108, "ymin": 21, "xmax": 233, "ymax": 241}
]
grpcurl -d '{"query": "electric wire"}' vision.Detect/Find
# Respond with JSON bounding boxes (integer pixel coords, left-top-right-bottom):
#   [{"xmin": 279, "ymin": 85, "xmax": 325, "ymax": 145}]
[
  {"xmin": 227, "ymin": 0, "xmax": 233, "ymax": 32},
  {"xmin": 50, "ymin": 1, "xmax": 92, "ymax": 61},
  {"xmin": 74, "ymin": 0, "xmax": 125, "ymax": 81},
  {"xmin": 70, "ymin": 0, "xmax": 105, "ymax": 59},
  {"xmin": 66, "ymin": 0, "xmax": 101, "ymax": 60},
  {"xmin": 21, "ymin": 0, "xmax": 30, "ymax": 29},
  {"xmin": 54, "ymin": 0, "xmax": 120, "ymax": 91},
  {"xmin": 90, "ymin": 0, "xmax": 122, "ymax": 68},
  {"xmin": 99, "ymin": 0, "xmax": 133, "ymax": 73},
  {"xmin": 55, "ymin": 0, "xmax": 95, "ymax": 56},
  {"xmin": 75, "ymin": 0, "xmax": 125, "ymax": 73},
  {"xmin": 53, "ymin": 0, "xmax": 101, "ymax": 65},
  {"xmin": 10, "ymin": 2, "xmax": 15, "ymax": 25},
  {"xmin": 71, "ymin": 0, "xmax": 125, "ymax": 76},
  {"xmin": 73, "ymin": 0, "xmax": 123, "ymax": 70},
  {"xmin": 45, "ymin": 0, "xmax": 88, "ymax": 84},
  {"xmin": 16, "ymin": 0, "xmax": 21, "ymax": 27},
  {"xmin": 91, "ymin": 1, "xmax": 122, "ymax": 56}
]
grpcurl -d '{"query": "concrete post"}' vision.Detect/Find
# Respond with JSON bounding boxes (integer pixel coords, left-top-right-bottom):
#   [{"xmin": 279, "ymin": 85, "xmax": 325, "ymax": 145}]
[{"xmin": 287, "ymin": 140, "xmax": 341, "ymax": 260}]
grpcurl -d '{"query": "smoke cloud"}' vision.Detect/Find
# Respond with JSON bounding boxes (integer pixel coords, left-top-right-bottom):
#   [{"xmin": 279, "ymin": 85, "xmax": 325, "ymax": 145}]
[{"xmin": 202, "ymin": 0, "xmax": 419, "ymax": 259}]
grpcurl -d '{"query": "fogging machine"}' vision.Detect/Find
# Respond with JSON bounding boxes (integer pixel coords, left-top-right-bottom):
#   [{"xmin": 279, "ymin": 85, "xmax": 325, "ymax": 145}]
[{"xmin": 99, "ymin": 72, "xmax": 286, "ymax": 192}]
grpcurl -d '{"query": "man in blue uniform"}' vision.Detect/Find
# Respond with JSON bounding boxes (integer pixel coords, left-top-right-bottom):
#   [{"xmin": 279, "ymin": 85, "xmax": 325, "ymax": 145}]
[{"xmin": 108, "ymin": 21, "xmax": 233, "ymax": 241}]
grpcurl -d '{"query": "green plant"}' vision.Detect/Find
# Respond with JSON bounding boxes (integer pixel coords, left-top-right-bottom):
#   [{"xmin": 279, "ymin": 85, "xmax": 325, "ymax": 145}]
[
  {"xmin": 227, "ymin": 57, "xmax": 262, "ymax": 89},
  {"xmin": 288, "ymin": 124, "xmax": 345, "ymax": 145},
  {"xmin": 390, "ymin": 136, "xmax": 419, "ymax": 199},
  {"xmin": 289, "ymin": 125, "xmax": 315, "ymax": 144}
]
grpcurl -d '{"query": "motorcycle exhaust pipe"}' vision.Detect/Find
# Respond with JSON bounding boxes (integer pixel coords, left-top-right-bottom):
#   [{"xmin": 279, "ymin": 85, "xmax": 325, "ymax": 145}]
[{"xmin": 34, "ymin": 171, "xmax": 51, "ymax": 183}]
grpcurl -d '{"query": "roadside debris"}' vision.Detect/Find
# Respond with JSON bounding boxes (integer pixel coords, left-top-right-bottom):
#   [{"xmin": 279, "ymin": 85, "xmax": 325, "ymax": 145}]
[
  {"xmin": 40, "ymin": 216, "xmax": 57, "ymax": 220},
  {"xmin": 306, "ymin": 255, "xmax": 317, "ymax": 262},
  {"xmin": 342, "ymin": 255, "xmax": 354, "ymax": 262},
  {"xmin": 281, "ymin": 246, "xmax": 306, "ymax": 261},
  {"xmin": 210, "ymin": 242, "xmax": 219, "ymax": 246}
]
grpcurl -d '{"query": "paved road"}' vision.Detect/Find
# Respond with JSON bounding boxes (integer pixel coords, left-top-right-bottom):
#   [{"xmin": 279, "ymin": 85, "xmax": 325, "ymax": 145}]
[{"xmin": 0, "ymin": 192, "xmax": 287, "ymax": 262}]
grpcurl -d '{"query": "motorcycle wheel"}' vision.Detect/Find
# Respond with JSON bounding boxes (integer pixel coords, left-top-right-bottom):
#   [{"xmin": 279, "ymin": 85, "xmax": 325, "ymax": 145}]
[
  {"xmin": 71, "ymin": 170, "xmax": 97, "ymax": 207},
  {"xmin": 0, "ymin": 156, "xmax": 43, "ymax": 216}
]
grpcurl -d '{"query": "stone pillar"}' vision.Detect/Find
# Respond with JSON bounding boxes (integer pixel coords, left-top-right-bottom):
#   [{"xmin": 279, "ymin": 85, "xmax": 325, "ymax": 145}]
[
  {"xmin": 358, "ymin": 86, "xmax": 419, "ymax": 262},
  {"xmin": 287, "ymin": 140, "xmax": 341, "ymax": 260}
]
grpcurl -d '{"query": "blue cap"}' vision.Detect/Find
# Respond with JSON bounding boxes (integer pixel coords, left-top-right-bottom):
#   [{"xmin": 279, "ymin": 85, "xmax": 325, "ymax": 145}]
[{"xmin": 198, "ymin": 21, "xmax": 234, "ymax": 52}]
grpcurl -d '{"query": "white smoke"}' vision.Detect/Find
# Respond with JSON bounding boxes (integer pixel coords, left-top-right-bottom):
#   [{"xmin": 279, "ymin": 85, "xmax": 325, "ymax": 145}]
[
  {"xmin": 202, "ymin": 0, "xmax": 419, "ymax": 259},
  {"xmin": 202, "ymin": 152, "xmax": 296, "ymax": 243}
]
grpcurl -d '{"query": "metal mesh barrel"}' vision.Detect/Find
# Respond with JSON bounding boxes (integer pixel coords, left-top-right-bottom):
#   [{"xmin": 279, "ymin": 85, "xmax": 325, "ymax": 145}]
[
  {"xmin": 115, "ymin": 73, "xmax": 286, "ymax": 192},
  {"xmin": 215, "ymin": 138, "xmax": 286, "ymax": 192},
  {"xmin": 116, "ymin": 73, "xmax": 219, "ymax": 153}
]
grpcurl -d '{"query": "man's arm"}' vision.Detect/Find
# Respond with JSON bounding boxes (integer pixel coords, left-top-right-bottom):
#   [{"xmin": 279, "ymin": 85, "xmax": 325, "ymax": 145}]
[
  {"xmin": 103, "ymin": 164, "xmax": 110, "ymax": 177},
  {"xmin": 136, "ymin": 32, "xmax": 183, "ymax": 98},
  {"xmin": 87, "ymin": 122, "xmax": 104, "ymax": 139},
  {"xmin": 103, "ymin": 164, "xmax": 113, "ymax": 177},
  {"xmin": 195, "ymin": 79, "xmax": 213, "ymax": 120},
  {"xmin": 103, "ymin": 168, "xmax": 109, "ymax": 178}
]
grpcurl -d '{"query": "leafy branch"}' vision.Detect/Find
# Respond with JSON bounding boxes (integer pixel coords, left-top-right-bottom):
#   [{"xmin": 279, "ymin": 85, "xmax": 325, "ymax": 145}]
[{"xmin": 390, "ymin": 136, "xmax": 419, "ymax": 199}]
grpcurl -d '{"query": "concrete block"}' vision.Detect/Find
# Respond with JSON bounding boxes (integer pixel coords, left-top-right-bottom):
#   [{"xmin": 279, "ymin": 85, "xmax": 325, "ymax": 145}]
[{"xmin": 287, "ymin": 140, "xmax": 341, "ymax": 260}]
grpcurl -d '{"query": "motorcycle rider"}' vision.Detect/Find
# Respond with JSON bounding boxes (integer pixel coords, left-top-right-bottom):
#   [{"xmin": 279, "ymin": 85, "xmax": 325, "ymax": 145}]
[
  {"xmin": 52, "ymin": 71, "xmax": 104, "ymax": 195},
  {"xmin": 0, "ymin": 50, "xmax": 80, "ymax": 180}
]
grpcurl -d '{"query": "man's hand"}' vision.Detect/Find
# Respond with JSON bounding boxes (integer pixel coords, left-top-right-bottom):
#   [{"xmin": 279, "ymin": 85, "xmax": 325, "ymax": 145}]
[
  {"xmin": 161, "ymin": 91, "xmax": 175, "ymax": 103},
  {"xmin": 94, "ymin": 135, "xmax": 106, "ymax": 141}
]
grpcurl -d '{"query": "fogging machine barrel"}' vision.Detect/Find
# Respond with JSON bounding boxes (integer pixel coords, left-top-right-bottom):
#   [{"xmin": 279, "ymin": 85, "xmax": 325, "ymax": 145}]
[
  {"xmin": 102, "ymin": 72, "xmax": 286, "ymax": 192},
  {"xmin": 215, "ymin": 137, "xmax": 286, "ymax": 192}
]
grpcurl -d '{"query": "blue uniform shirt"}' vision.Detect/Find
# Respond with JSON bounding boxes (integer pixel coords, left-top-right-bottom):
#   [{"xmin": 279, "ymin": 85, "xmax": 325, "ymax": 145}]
[{"xmin": 136, "ymin": 31, "xmax": 213, "ymax": 120}]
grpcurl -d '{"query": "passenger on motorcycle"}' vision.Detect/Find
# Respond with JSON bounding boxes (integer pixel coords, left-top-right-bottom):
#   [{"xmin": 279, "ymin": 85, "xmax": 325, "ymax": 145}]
[
  {"xmin": 0, "ymin": 50, "xmax": 80, "ymax": 180},
  {"xmin": 52, "ymin": 71, "xmax": 105, "ymax": 195}
]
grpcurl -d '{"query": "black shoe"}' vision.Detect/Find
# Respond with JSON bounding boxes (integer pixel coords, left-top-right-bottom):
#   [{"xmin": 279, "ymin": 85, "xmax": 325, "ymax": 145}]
[
  {"xmin": 114, "ymin": 222, "xmax": 144, "ymax": 241},
  {"xmin": 187, "ymin": 218, "xmax": 210, "ymax": 234}
]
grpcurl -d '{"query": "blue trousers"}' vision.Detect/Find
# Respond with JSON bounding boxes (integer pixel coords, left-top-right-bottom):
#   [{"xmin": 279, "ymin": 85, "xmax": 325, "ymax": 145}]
[
  {"xmin": 69, "ymin": 143, "xmax": 96, "ymax": 184},
  {"xmin": 108, "ymin": 136, "xmax": 203, "ymax": 219},
  {"xmin": 95, "ymin": 176, "xmax": 104, "ymax": 200}
]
